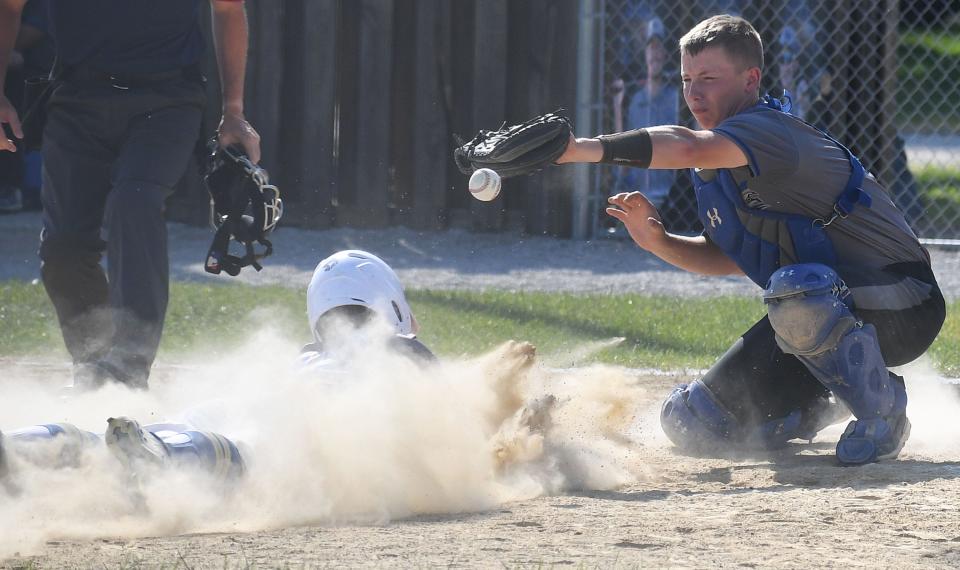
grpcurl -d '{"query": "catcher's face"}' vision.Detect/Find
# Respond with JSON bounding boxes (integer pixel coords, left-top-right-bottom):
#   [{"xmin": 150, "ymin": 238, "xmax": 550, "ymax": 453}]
[{"xmin": 681, "ymin": 46, "xmax": 760, "ymax": 129}]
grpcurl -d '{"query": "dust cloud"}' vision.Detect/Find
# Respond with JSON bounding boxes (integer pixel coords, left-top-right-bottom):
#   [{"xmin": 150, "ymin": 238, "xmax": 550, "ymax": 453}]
[
  {"xmin": 0, "ymin": 330, "xmax": 652, "ymax": 557},
  {"xmin": 3, "ymin": 331, "xmax": 957, "ymax": 560},
  {"xmin": 893, "ymin": 358, "xmax": 960, "ymax": 459}
]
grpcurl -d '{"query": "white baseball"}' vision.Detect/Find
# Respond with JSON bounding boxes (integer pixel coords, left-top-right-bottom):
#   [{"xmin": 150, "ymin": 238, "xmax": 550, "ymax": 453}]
[{"xmin": 468, "ymin": 168, "xmax": 501, "ymax": 202}]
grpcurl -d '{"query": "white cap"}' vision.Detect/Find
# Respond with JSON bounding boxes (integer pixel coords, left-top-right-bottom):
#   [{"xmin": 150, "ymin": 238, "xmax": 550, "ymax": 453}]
[{"xmin": 306, "ymin": 250, "xmax": 414, "ymax": 342}]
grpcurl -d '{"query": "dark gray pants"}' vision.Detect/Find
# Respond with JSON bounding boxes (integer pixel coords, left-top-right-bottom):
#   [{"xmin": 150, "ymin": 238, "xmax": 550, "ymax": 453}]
[{"xmin": 39, "ymin": 77, "xmax": 205, "ymax": 382}]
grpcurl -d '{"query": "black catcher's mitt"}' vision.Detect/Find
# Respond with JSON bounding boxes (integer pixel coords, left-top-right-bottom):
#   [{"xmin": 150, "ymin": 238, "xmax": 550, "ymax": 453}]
[
  {"xmin": 454, "ymin": 112, "xmax": 572, "ymax": 179},
  {"xmin": 203, "ymin": 140, "xmax": 284, "ymax": 276}
]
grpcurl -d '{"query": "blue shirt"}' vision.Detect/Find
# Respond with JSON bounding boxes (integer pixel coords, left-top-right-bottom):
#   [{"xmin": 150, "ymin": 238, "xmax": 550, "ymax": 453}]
[{"xmin": 48, "ymin": 0, "xmax": 216, "ymax": 74}]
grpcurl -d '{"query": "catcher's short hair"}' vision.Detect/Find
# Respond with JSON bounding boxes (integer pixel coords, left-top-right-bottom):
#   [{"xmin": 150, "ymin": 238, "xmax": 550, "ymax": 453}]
[{"xmin": 680, "ymin": 14, "xmax": 764, "ymax": 72}]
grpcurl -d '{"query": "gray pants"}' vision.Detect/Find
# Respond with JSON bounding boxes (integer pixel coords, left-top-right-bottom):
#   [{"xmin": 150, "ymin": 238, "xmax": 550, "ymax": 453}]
[{"xmin": 39, "ymin": 75, "xmax": 205, "ymax": 384}]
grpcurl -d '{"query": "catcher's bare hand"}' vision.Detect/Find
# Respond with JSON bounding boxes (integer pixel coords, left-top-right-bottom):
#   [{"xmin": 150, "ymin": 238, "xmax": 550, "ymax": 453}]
[
  {"xmin": 606, "ymin": 191, "xmax": 666, "ymax": 251},
  {"xmin": 217, "ymin": 112, "xmax": 261, "ymax": 164},
  {"xmin": 0, "ymin": 94, "xmax": 23, "ymax": 153}
]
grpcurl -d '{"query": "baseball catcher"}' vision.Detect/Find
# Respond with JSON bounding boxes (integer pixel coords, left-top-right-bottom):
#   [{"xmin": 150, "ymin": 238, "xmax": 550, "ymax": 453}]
[
  {"xmin": 203, "ymin": 140, "xmax": 284, "ymax": 276},
  {"xmin": 549, "ymin": 15, "xmax": 943, "ymax": 465},
  {"xmin": 454, "ymin": 112, "xmax": 572, "ymax": 179}
]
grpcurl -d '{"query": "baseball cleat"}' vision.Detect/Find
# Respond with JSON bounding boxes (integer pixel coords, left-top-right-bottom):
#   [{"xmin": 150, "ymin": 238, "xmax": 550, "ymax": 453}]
[
  {"xmin": 836, "ymin": 413, "xmax": 911, "ymax": 465},
  {"xmin": 105, "ymin": 416, "xmax": 169, "ymax": 473}
]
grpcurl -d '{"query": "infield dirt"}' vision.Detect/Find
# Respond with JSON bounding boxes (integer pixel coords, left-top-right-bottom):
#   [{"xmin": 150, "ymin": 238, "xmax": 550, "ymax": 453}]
[{"xmin": 2, "ymin": 336, "xmax": 959, "ymax": 569}]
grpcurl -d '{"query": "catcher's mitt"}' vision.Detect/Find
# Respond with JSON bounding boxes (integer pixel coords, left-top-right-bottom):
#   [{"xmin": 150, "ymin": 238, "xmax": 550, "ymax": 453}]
[
  {"xmin": 203, "ymin": 140, "xmax": 284, "ymax": 276},
  {"xmin": 454, "ymin": 112, "xmax": 572, "ymax": 179}
]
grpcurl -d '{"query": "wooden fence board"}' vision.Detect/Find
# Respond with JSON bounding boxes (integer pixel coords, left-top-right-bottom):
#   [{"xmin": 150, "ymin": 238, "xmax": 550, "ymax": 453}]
[
  {"xmin": 469, "ymin": 0, "xmax": 508, "ymax": 232},
  {"xmin": 408, "ymin": 0, "xmax": 449, "ymax": 230},
  {"xmin": 285, "ymin": 0, "xmax": 338, "ymax": 228},
  {"xmin": 338, "ymin": 0, "xmax": 394, "ymax": 228},
  {"xmin": 245, "ymin": 0, "xmax": 284, "ymax": 174},
  {"xmin": 389, "ymin": 0, "xmax": 417, "ymax": 225},
  {"xmin": 169, "ymin": 0, "xmax": 587, "ymax": 236},
  {"xmin": 523, "ymin": 0, "xmax": 577, "ymax": 236}
]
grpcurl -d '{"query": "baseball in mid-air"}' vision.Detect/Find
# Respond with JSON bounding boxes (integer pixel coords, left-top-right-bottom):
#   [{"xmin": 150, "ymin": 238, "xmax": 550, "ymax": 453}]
[{"xmin": 468, "ymin": 168, "xmax": 501, "ymax": 202}]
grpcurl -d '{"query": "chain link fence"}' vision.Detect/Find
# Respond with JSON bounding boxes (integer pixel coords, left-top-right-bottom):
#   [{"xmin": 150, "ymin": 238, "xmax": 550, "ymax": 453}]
[{"xmin": 587, "ymin": 0, "xmax": 960, "ymax": 243}]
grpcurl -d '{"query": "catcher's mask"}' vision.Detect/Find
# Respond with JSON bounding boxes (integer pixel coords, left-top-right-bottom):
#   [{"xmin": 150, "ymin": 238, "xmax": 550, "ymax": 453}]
[{"xmin": 204, "ymin": 140, "xmax": 284, "ymax": 276}]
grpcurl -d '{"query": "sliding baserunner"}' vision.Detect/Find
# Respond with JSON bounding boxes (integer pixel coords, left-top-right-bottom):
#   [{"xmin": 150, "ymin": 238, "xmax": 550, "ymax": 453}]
[{"xmin": 0, "ymin": 250, "xmax": 434, "ymax": 487}]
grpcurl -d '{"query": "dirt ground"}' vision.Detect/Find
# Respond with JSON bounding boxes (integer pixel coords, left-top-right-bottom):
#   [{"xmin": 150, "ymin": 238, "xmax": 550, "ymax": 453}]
[{"xmin": 2, "ymin": 349, "xmax": 960, "ymax": 569}]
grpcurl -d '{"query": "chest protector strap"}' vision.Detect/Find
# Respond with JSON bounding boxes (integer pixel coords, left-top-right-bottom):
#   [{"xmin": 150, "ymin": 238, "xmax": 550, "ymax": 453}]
[{"xmin": 693, "ymin": 94, "xmax": 872, "ymax": 287}]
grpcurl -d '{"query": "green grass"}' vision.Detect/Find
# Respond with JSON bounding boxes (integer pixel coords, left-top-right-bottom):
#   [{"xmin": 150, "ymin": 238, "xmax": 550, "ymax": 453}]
[
  {"xmin": 915, "ymin": 164, "xmax": 960, "ymax": 220},
  {"xmin": 898, "ymin": 26, "xmax": 960, "ymax": 132},
  {"xmin": 411, "ymin": 290, "xmax": 762, "ymax": 369},
  {"xmin": 911, "ymin": 165, "xmax": 960, "ymax": 237},
  {"xmin": 2, "ymin": 280, "xmax": 958, "ymax": 375},
  {"xmin": 0, "ymin": 281, "xmax": 309, "ymax": 361}
]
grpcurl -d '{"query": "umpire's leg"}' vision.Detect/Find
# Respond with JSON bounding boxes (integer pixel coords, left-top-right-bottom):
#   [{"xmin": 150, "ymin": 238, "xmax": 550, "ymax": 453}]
[
  {"xmin": 39, "ymin": 85, "xmax": 115, "ymax": 371},
  {"xmin": 102, "ymin": 82, "xmax": 204, "ymax": 385}
]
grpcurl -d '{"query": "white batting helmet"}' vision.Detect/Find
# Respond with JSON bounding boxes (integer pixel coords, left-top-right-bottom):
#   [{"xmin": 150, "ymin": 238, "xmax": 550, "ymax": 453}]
[{"xmin": 306, "ymin": 250, "xmax": 415, "ymax": 342}]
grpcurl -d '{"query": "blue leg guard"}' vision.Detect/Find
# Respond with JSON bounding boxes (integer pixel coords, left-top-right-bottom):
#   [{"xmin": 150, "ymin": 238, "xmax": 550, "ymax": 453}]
[
  {"xmin": 661, "ymin": 380, "xmax": 738, "ymax": 452},
  {"xmin": 765, "ymin": 263, "xmax": 909, "ymax": 464},
  {"xmin": 660, "ymin": 380, "xmax": 824, "ymax": 452}
]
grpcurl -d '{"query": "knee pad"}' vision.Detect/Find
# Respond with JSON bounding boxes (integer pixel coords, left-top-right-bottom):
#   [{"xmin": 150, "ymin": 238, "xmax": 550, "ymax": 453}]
[
  {"xmin": 764, "ymin": 263, "xmax": 904, "ymax": 421},
  {"xmin": 764, "ymin": 263, "xmax": 856, "ymax": 356}
]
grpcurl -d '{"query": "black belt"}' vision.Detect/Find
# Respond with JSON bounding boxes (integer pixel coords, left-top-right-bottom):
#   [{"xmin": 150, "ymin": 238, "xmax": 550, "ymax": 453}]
[{"xmin": 62, "ymin": 65, "xmax": 200, "ymax": 89}]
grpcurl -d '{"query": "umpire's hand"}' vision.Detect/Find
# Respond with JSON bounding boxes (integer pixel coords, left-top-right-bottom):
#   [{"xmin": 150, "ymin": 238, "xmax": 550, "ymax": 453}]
[
  {"xmin": 0, "ymin": 94, "xmax": 22, "ymax": 152},
  {"xmin": 217, "ymin": 111, "xmax": 261, "ymax": 164}
]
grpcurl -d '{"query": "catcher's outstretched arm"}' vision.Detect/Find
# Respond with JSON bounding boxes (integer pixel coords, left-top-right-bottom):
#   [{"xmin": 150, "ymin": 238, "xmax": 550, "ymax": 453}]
[{"xmin": 557, "ymin": 126, "xmax": 748, "ymax": 171}]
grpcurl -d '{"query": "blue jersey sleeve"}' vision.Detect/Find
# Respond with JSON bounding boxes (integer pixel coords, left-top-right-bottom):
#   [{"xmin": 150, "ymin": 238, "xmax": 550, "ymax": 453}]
[{"xmin": 712, "ymin": 109, "xmax": 800, "ymax": 180}]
